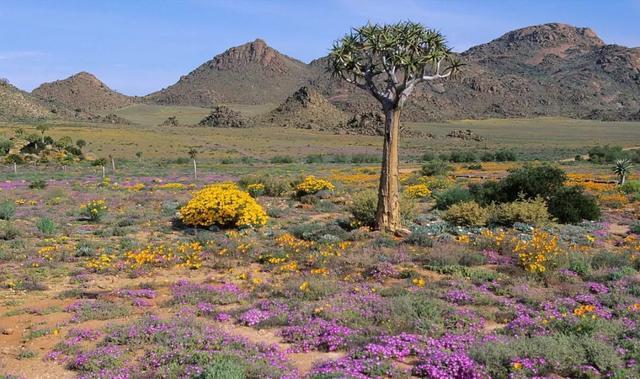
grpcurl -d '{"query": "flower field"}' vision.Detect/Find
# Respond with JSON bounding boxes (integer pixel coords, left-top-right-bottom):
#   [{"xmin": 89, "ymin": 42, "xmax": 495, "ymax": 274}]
[{"xmin": 0, "ymin": 158, "xmax": 640, "ymax": 379}]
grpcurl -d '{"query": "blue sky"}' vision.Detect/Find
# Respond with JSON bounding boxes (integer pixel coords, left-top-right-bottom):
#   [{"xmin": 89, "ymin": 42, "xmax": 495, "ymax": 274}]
[{"xmin": 1, "ymin": 0, "xmax": 638, "ymax": 95}]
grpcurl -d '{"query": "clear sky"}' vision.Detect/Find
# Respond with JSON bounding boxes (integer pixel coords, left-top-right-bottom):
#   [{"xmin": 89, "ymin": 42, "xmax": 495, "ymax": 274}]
[{"xmin": 1, "ymin": 0, "xmax": 638, "ymax": 96}]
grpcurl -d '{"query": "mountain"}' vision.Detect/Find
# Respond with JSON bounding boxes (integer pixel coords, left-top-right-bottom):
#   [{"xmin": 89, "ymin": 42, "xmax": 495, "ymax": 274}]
[
  {"xmin": 32, "ymin": 72, "xmax": 134, "ymax": 113},
  {"xmin": 309, "ymin": 23, "xmax": 640, "ymax": 121},
  {"xmin": 146, "ymin": 39, "xmax": 310, "ymax": 106},
  {"xmin": 0, "ymin": 78, "xmax": 74, "ymax": 122},
  {"xmin": 261, "ymin": 86, "xmax": 349, "ymax": 131}
]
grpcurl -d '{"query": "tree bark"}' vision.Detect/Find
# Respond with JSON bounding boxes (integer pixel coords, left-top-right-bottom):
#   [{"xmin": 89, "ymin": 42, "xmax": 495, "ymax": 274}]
[
  {"xmin": 375, "ymin": 108, "xmax": 401, "ymax": 232},
  {"xmin": 193, "ymin": 159, "xmax": 198, "ymax": 180}
]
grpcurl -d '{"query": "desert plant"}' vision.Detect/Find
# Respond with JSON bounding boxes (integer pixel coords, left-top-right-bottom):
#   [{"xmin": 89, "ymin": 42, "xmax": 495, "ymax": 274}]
[
  {"xmin": 36, "ymin": 217, "xmax": 56, "ymax": 236},
  {"xmin": 179, "ymin": 183, "xmax": 267, "ymax": 228},
  {"xmin": 0, "ymin": 138, "xmax": 12, "ymax": 156},
  {"xmin": 188, "ymin": 148, "xmax": 198, "ymax": 179},
  {"xmin": 421, "ymin": 160, "xmax": 452, "ymax": 176},
  {"xmin": 490, "ymin": 197, "xmax": 551, "ymax": 226},
  {"xmin": 434, "ymin": 186, "xmax": 472, "ymax": 210},
  {"xmin": 500, "ymin": 164, "xmax": 566, "ymax": 202},
  {"xmin": 29, "ymin": 179, "xmax": 47, "ymax": 190},
  {"xmin": 0, "ymin": 201, "xmax": 16, "ymax": 220},
  {"xmin": 548, "ymin": 187, "xmax": 600, "ymax": 224},
  {"xmin": 80, "ymin": 200, "xmax": 108, "ymax": 222},
  {"xmin": 349, "ymin": 190, "xmax": 414, "ymax": 228},
  {"xmin": 443, "ymin": 201, "xmax": 489, "ymax": 226},
  {"xmin": 329, "ymin": 21, "xmax": 461, "ymax": 232},
  {"xmin": 295, "ymin": 176, "xmax": 335, "ymax": 197},
  {"xmin": 620, "ymin": 180, "xmax": 640, "ymax": 195},
  {"xmin": 612, "ymin": 158, "xmax": 633, "ymax": 185}
]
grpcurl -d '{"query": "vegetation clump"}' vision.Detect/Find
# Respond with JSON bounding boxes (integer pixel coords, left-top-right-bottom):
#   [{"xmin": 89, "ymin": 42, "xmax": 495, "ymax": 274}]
[{"xmin": 179, "ymin": 183, "xmax": 268, "ymax": 228}]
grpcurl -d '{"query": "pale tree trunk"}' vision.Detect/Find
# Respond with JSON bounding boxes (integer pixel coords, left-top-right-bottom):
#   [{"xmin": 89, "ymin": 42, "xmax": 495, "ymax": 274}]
[
  {"xmin": 111, "ymin": 157, "xmax": 116, "ymax": 173},
  {"xmin": 620, "ymin": 174, "xmax": 626, "ymax": 185},
  {"xmin": 375, "ymin": 108, "xmax": 401, "ymax": 232},
  {"xmin": 192, "ymin": 159, "xmax": 198, "ymax": 180}
]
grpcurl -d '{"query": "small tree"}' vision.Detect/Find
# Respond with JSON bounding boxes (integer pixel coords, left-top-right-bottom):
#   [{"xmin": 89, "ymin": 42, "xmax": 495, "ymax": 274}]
[
  {"xmin": 135, "ymin": 151, "xmax": 143, "ymax": 163},
  {"xmin": 328, "ymin": 22, "xmax": 461, "ymax": 232},
  {"xmin": 108, "ymin": 154, "xmax": 116, "ymax": 173},
  {"xmin": 76, "ymin": 139, "xmax": 86, "ymax": 151},
  {"xmin": 36, "ymin": 124, "xmax": 50, "ymax": 143},
  {"xmin": 188, "ymin": 148, "xmax": 198, "ymax": 180},
  {"xmin": 613, "ymin": 158, "xmax": 633, "ymax": 185}
]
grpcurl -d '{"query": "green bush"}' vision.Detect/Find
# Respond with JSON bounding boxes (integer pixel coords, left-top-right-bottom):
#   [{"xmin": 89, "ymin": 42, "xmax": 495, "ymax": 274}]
[
  {"xmin": 0, "ymin": 138, "xmax": 12, "ymax": 156},
  {"xmin": 490, "ymin": 197, "xmax": 551, "ymax": 226},
  {"xmin": 195, "ymin": 355, "xmax": 246, "ymax": 379},
  {"xmin": 421, "ymin": 151, "xmax": 436, "ymax": 161},
  {"xmin": 500, "ymin": 164, "xmax": 566, "ymax": 202},
  {"xmin": 620, "ymin": 180, "xmax": 640, "ymax": 195},
  {"xmin": 548, "ymin": 187, "xmax": 600, "ymax": 224},
  {"xmin": 434, "ymin": 186, "xmax": 472, "ymax": 210},
  {"xmin": 443, "ymin": 201, "xmax": 489, "ymax": 226},
  {"xmin": 36, "ymin": 217, "xmax": 56, "ymax": 236},
  {"xmin": 420, "ymin": 160, "xmax": 451, "ymax": 176},
  {"xmin": 469, "ymin": 181, "xmax": 505, "ymax": 205},
  {"xmin": 480, "ymin": 152, "xmax": 495, "ymax": 162},
  {"xmin": 448, "ymin": 150, "xmax": 477, "ymax": 163},
  {"xmin": 588, "ymin": 145, "xmax": 626, "ymax": 163},
  {"xmin": 305, "ymin": 154, "xmax": 325, "ymax": 163},
  {"xmin": 270, "ymin": 155, "xmax": 294, "ymax": 164},
  {"xmin": 0, "ymin": 221, "xmax": 20, "ymax": 240},
  {"xmin": 0, "ymin": 201, "xmax": 16, "ymax": 220},
  {"xmin": 495, "ymin": 150, "xmax": 517, "ymax": 162},
  {"xmin": 348, "ymin": 190, "xmax": 415, "ymax": 227},
  {"xmin": 29, "ymin": 179, "xmax": 47, "ymax": 190}
]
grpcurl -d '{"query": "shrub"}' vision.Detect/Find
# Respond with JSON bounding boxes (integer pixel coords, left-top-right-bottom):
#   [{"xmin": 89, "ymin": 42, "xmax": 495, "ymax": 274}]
[
  {"xmin": 443, "ymin": 201, "xmax": 489, "ymax": 226},
  {"xmin": 495, "ymin": 150, "xmax": 517, "ymax": 162},
  {"xmin": 421, "ymin": 152, "xmax": 436, "ymax": 161},
  {"xmin": 448, "ymin": 150, "xmax": 477, "ymax": 163},
  {"xmin": 620, "ymin": 180, "xmax": 640, "ymax": 195},
  {"xmin": 515, "ymin": 229, "xmax": 560, "ymax": 273},
  {"xmin": 631, "ymin": 221, "xmax": 640, "ymax": 234},
  {"xmin": 348, "ymin": 190, "xmax": 414, "ymax": 228},
  {"xmin": 270, "ymin": 155, "xmax": 294, "ymax": 164},
  {"xmin": 480, "ymin": 152, "xmax": 495, "ymax": 162},
  {"xmin": 588, "ymin": 145, "xmax": 626, "ymax": 163},
  {"xmin": 0, "ymin": 138, "xmax": 13, "ymax": 156},
  {"xmin": 0, "ymin": 201, "xmax": 16, "ymax": 220},
  {"xmin": 305, "ymin": 154, "xmax": 325, "ymax": 164},
  {"xmin": 239, "ymin": 176, "xmax": 291, "ymax": 197},
  {"xmin": 548, "ymin": 187, "xmax": 600, "ymax": 224},
  {"xmin": 434, "ymin": 186, "xmax": 472, "ymax": 210},
  {"xmin": 490, "ymin": 197, "xmax": 551, "ymax": 226},
  {"xmin": 36, "ymin": 217, "xmax": 56, "ymax": 236},
  {"xmin": 195, "ymin": 355, "xmax": 246, "ymax": 379},
  {"xmin": 80, "ymin": 200, "xmax": 108, "ymax": 222},
  {"xmin": 29, "ymin": 179, "xmax": 47, "ymax": 190},
  {"xmin": 469, "ymin": 181, "xmax": 506, "ymax": 205},
  {"xmin": 179, "ymin": 183, "xmax": 267, "ymax": 228},
  {"xmin": 0, "ymin": 221, "xmax": 20, "ymax": 240},
  {"xmin": 500, "ymin": 164, "xmax": 566, "ymax": 201},
  {"xmin": 295, "ymin": 176, "xmax": 335, "ymax": 197},
  {"xmin": 246, "ymin": 183, "xmax": 265, "ymax": 197},
  {"xmin": 404, "ymin": 183, "xmax": 431, "ymax": 199},
  {"xmin": 421, "ymin": 160, "xmax": 451, "ymax": 176}
]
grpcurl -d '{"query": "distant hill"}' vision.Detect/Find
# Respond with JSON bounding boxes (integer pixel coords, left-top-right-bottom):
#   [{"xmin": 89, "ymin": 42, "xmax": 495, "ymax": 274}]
[
  {"xmin": 32, "ymin": 72, "xmax": 134, "ymax": 113},
  {"xmin": 310, "ymin": 23, "xmax": 640, "ymax": 121},
  {"xmin": 261, "ymin": 86, "xmax": 349, "ymax": 131},
  {"xmin": 9, "ymin": 23, "xmax": 640, "ymax": 123},
  {"xmin": 146, "ymin": 39, "xmax": 310, "ymax": 106},
  {"xmin": 0, "ymin": 78, "xmax": 76, "ymax": 122}
]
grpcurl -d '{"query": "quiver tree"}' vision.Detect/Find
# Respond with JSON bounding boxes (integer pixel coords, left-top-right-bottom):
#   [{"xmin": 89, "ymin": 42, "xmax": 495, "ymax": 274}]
[
  {"xmin": 613, "ymin": 158, "xmax": 633, "ymax": 185},
  {"xmin": 328, "ymin": 22, "xmax": 461, "ymax": 232},
  {"xmin": 188, "ymin": 148, "xmax": 198, "ymax": 180}
]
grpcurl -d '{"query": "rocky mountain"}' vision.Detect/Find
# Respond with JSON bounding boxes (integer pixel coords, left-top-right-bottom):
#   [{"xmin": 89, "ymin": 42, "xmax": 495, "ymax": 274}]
[
  {"xmin": 198, "ymin": 106, "xmax": 249, "ymax": 128},
  {"xmin": 146, "ymin": 39, "xmax": 310, "ymax": 106},
  {"xmin": 309, "ymin": 23, "xmax": 640, "ymax": 121},
  {"xmin": 32, "ymin": 72, "xmax": 134, "ymax": 113},
  {"xmin": 261, "ymin": 86, "xmax": 349, "ymax": 131},
  {"xmin": 0, "ymin": 78, "xmax": 76, "ymax": 122}
]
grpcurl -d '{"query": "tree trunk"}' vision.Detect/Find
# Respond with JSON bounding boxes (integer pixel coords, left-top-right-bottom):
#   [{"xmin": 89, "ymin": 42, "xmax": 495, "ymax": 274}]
[
  {"xmin": 193, "ymin": 159, "xmax": 198, "ymax": 180},
  {"xmin": 375, "ymin": 108, "xmax": 401, "ymax": 232},
  {"xmin": 111, "ymin": 158, "xmax": 116, "ymax": 173},
  {"xmin": 620, "ymin": 174, "xmax": 626, "ymax": 185}
]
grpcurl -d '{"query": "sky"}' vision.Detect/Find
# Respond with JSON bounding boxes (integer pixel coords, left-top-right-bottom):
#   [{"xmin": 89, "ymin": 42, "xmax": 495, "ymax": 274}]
[{"xmin": 1, "ymin": 0, "xmax": 639, "ymax": 96}]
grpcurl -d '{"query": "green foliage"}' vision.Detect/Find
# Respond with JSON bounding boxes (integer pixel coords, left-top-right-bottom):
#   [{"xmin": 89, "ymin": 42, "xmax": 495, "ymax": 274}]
[
  {"xmin": 0, "ymin": 138, "xmax": 12, "ymax": 156},
  {"xmin": 434, "ymin": 186, "xmax": 472, "ymax": 210},
  {"xmin": 500, "ymin": 164, "xmax": 566, "ymax": 201},
  {"xmin": 270, "ymin": 155, "xmax": 294, "ymax": 164},
  {"xmin": 620, "ymin": 180, "xmax": 640, "ymax": 195},
  {"xmin": 443, "ymin": 201, "xmax": 489, "ymax": 226},
  {"xmin": 0, "ymin": 221, "xmax": 20, "ymax": 240},
  {"xmin": 195, "ymin": 355, "xmax": 246, "ymax": 379},
  {"xmin": 28, "ymin": 179, "xmax": 47, "ymax": 190},
  {"xmin": 36, "ymin": 217, "xmax": 56, "ymax": 236},
  {"xmin": 490, "ymin": 197, "xmax": 551, "ymax": 226},
  {"xmin": 447, "ymin": 150, "xmax": 477, "ymax": 163},
  {"xmin": 421, "ymin": 160, "xmax": 451, "ymax": 176},
  {"xmin": 548, "ymin": 186, "xmax": 601, "ymax": 224},
  {"xmin": 0, "ymin": 201, "xmax": 16, "ymax": 220},
  {"xmin": 348, "ymin": 190, "xmax": 414, "ymax": 227},
  {"xmin": 589, "ymin": 145, "xmax": 626, "ymax": 163},
  {"xmin": 612, "ymin": 158, "xmax": 633, "ymax": 184},
  {"xmin": 495, "ymin": 150, "xmax": 518, "ymax": 162}
]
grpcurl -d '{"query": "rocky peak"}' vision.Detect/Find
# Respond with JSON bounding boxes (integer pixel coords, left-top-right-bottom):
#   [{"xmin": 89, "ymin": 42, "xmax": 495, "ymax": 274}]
[
  {"xmin": 209, "ymin": 38, "xmax": 293, "ymax": 73},
  {"xmin": 501, "ymin": 23, "xmax": 604, "ymax": 48}
]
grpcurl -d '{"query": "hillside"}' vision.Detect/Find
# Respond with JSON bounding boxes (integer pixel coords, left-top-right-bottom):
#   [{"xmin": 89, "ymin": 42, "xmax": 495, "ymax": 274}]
[
  {"xmin": 146, "ymin": 39, "xmax": 310, "ymax": 106},
  {"xmin": 261, "ymin": 86, "xmax": 349, "ymax": 131},
  {"xmin": 32, "ymin": 72, "xmax": 134, "ymax": 113},
  {"xmin": 0, "ymin": 79, "xmax": 74, "ymax": 122},
  {"xmin": 309, "ymin": 23, "xmax": 640, "ymax": 121}
]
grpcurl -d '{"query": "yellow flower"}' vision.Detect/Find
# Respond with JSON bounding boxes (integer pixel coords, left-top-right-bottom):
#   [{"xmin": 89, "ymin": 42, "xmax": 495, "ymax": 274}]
[
  {"xmin": 404, "ymin": 183, "xmax": 431, "ymax": 199},
  {"xmin": 412, "ymin": 277, "xmax": 426, "ymax": 287},
  {"xmin": 299, "ymin": 281, "xmax": 310, "ymax": 292},
  {"xmin": 179, "ymin": 183, "xmax": 267, "ymax": 228},
  {"xmin": 512, "ymin": 362, "xmax": 523, "ymax": 370},
  {"xmin": 295, "ymin": 176, "xmax": 335, "ymax": 195}
]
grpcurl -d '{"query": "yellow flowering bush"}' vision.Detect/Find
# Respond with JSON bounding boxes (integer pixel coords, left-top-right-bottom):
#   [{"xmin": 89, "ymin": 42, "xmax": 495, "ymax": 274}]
[
  {"xmin": 295, "ymin": 176, "xmax": 335, "ymax": 196},
  {"xmin": 246, "ymin": 183, "xmax": 265, "ymax": 197},
  {"xmin": 179, "ymin": 183, "xmax": 267, "ymax": 228},
  {"xmin": 156, "ymin": 182, "xmax": 187, "ymax": 190},
  {"xmin": 515, "ymin": 229, "xmax": 560, "ymax": 273},
  {"xmin": 86, "ymin": 254, "xmax": 117, "ymax": 272},
  {"xmin": 80, "ymin": 200, "xmax": 108, "ymax": 221},
  {"xmin": 404, "ymin": 183, "xmax": 432, "ymax": 199},
  {"xmin": 125, "ymin": 242, "xmax": 203, "ymax": 270}
]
